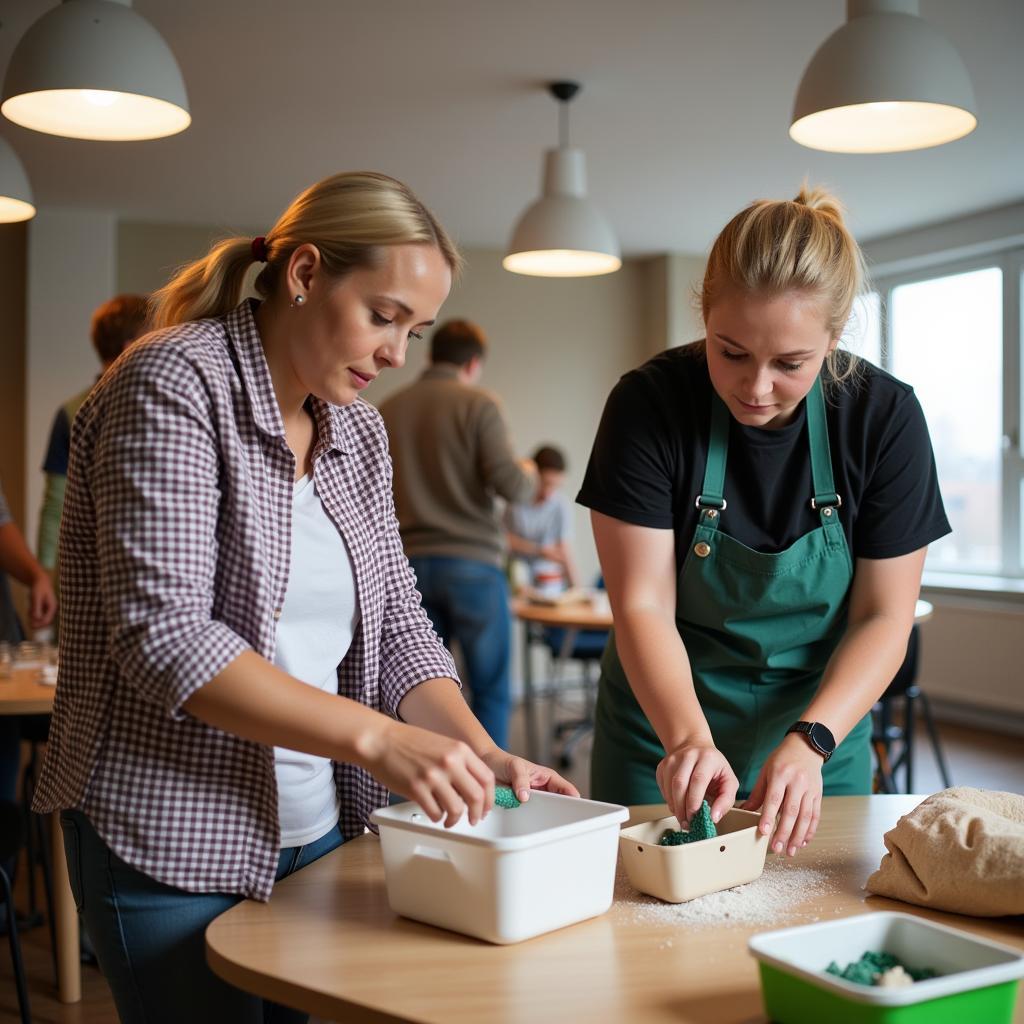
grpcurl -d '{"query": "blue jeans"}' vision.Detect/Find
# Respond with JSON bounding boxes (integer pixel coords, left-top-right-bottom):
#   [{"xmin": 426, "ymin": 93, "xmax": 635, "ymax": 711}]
[
  {"xmin": 60, "ymin": 810, "xmax": 344, "ymax": 1024},
  {"xmin": 409, "ymin": 556, "xmax": 511, "ymax": 748}
]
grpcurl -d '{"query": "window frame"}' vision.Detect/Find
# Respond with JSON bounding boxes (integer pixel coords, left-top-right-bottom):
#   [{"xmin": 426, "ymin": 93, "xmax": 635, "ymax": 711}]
[{"xmin": 870, "ymin": 247, "xmax": 1024, "ymax": 585}]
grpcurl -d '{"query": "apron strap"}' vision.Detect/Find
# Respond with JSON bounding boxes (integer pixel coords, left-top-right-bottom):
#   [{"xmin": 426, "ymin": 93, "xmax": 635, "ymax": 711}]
[
  {"xmin": 807, "ymin": 377, "xmax": 842, "ymax": 511},
  {"xmin": 696, "ymin": 392, "xmax": 731, "ymax": 521},
  {"xmin": 697, "ymin": 377, "xmax": 842, "ymax": 523}
]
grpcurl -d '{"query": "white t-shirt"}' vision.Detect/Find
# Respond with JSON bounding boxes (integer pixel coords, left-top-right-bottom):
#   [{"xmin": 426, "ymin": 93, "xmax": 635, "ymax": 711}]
[{"xmin": 273, "ymin": 474, "xmax": 360, "ymax": 847}]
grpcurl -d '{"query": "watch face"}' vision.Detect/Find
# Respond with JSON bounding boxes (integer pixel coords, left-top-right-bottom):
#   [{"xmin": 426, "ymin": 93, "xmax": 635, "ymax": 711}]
[{"xmin": 809, "ymin": 722, "xmax": 836, "ymax": 754}]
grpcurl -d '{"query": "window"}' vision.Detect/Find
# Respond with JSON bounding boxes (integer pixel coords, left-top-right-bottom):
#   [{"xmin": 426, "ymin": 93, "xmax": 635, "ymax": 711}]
[
  {"xmin": 871, "ymin": 253, "xmax": 1024, "ymax": 582},
  {"xmin": 845, "ymin": 291, "xmax": 882, "ymax": 367}
]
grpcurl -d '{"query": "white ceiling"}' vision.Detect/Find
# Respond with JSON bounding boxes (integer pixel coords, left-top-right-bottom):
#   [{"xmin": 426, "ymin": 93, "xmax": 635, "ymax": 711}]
[{"xmin": 1, "ymin": 0, "xmax": 1022, "ymax": 254}]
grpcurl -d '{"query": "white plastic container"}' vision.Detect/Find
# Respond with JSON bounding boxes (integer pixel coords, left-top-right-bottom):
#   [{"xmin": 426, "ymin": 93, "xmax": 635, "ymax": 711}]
[
  {"xmin": 748, "ymin": 911, "xmax": 1024, "ymax": 1024},
  {"xmin": 618, "ymin": 807, "xmax": 768, "ymax": 903},
  {"xmin": 370, "ymin": 791, "xmax": 628, "ymax": 944}
]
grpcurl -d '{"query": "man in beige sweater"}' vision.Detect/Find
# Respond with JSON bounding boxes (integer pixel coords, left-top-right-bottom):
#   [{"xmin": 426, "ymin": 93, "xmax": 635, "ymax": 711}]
[{"xmin": 380, "ymin": 320, "xmax": 535, "ymax": 747}]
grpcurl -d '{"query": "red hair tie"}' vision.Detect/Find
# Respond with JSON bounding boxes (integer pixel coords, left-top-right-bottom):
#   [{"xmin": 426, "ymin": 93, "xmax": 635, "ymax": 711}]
[{"xmin": 251, "ymin": 236, "xmax": 268, "ymax": 263}]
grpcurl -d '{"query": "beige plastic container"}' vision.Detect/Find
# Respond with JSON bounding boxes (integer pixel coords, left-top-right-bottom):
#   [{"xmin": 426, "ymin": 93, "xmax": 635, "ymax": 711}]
[
  {"xmin": 619, "ymin": 807, "xmax": 769, "ymax": 903},
  {"xmin": 371, "ymin": 792, "xmax": 628, "ymax": 944}
]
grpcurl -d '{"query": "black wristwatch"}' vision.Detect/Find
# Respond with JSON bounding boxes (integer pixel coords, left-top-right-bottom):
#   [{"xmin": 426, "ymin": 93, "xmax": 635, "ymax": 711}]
[{"xmin": 786, "ymin": 721, "xmax": 836, "ymax": 763}]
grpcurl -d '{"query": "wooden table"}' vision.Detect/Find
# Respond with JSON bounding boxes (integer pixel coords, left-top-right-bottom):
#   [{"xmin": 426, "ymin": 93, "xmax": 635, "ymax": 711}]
[
  {"xmin": 0, "ymin": 667, "xmax": 80, "ymax": 1003},
  {"xmin": 206, "ymin": 795, "xmax": 1024, "ymax": 1023},
  {"xmin": 511, "ymin": 596, "xmax": 613, "ymax": 761}
]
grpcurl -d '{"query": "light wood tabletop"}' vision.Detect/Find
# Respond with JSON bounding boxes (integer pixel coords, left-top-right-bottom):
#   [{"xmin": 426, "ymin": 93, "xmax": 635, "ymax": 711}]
[
  {"xmin": 0, "ymin": 664, "xmax": 56, "ymax": 714},
  {"xmin": 511, "ymin": 595, "xmax": 613, "ymax": 631},
  {"xmin": 206, "ymin": 795, "xmax": 1024, "ymax": 1023}
]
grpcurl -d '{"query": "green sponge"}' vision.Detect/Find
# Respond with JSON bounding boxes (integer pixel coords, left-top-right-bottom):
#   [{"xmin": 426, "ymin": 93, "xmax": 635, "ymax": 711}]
[
  {"xmin": 658, "ymin": 800, "xmax": 717, "ymax": 846},
  {"xmin": 494, "ymin": 785, "xmax": 521, "ymax": 809},
  {"xmin": 825, "ymin": 951, "xmax": 938, "ymax": 986}
]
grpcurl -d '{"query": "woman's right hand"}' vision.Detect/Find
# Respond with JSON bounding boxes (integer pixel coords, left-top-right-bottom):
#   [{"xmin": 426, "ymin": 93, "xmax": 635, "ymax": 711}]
[
  {"xmin": 359, "ymin": 719, "xmax": 496, "ymax": 828},
  {"xmin": 656, "ymin": 741, "xmax": 739, "ymax": 828}
]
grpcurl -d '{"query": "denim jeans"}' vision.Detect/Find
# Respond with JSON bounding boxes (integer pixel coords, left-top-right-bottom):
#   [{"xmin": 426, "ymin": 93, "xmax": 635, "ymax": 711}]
[
  {"xmin": 408, "ymin": 556, "xmax": 512, "ymax": 748},
  {"xmin": 60, "ymin": 809, "xmax": 344, "ymax": 1024}
]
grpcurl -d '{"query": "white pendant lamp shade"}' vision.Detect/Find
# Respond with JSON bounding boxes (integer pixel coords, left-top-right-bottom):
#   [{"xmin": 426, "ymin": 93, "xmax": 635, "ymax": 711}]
[
  {"xmin": 0, "ymin": 138, "xmax": 36, "ymax": 222},
  {"xmin": 1, "ymin": 0, "xmax": 190, "ymax": 142},
  {"xmin": 504, "ymin": 81, "xmax": 620, "ymax": 278},
  {"xmin": 791, "ymin": 0, "xmax": 976, "ymax": 154},
  {"xmin": 504, "ymin": 147, "xmax": 621, "ymax": 277}
]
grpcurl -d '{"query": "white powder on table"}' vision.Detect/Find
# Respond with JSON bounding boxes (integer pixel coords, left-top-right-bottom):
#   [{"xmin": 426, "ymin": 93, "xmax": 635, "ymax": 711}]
[{"xmin": 615, "ymin": 855, "xmax": 851, "ymax": 928}]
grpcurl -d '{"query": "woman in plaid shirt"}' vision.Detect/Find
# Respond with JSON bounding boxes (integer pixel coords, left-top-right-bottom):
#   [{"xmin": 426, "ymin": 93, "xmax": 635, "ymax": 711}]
[{"xmin": 35, "ymin": 171, "xmax": 577, "ymax": 1023}]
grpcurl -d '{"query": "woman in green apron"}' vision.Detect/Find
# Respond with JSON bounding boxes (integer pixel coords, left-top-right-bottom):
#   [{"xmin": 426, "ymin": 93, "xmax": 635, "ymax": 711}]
[{"xmin": 578, "ymin": 186, "xmax": 950, "ymax": 859}]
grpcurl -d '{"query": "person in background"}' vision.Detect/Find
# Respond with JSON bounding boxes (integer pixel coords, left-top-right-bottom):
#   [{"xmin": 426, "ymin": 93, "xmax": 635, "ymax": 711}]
[
  {"xmin": 506, "ymin": 444, "xmax": 579, "ymax": 594},
  {"xmin": 36, "ymin": 293, "xmax": 149, "ymax": 580},
  {"xmin": 380, "ymin": 320, "xmax": 536, "ymax": 749},
  {"xmin": 579, "ymin": 185, "xmax": 948, "ymax": 860},
  {"xmin": 32, "ymin": 172, "xmax": 575, "ymax": 1024}
]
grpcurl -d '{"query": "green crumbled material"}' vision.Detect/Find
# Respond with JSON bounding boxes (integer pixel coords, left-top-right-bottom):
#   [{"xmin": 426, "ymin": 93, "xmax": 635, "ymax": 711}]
[
  {"xmin": 658, "ymin": 800, "xmax": 717, "ymax": 846},
  {"xmin": 825, "ymin": 951, "xmax": 938, "ymax": 986},
  {"xmin": 494, "ymin": 785, "xmax": 521, "ymax": 809}
]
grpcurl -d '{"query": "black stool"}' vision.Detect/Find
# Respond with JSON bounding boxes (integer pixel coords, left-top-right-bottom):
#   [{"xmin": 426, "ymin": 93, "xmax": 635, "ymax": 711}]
[
  {"xmin": 1, "ymin": 800, "xmax": 32, "ymax": 1023},
  {"xmin": 872, "ymin": 626, "xmax": 953, "ymax": 794}
]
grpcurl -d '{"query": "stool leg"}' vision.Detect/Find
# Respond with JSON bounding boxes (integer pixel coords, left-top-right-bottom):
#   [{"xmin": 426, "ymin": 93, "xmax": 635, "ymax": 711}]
[
  {"xmin": 21, "ymin": 764, "xmax": 40, "ymax": 922},
  {"xmin": 918, "ymin": 691, "xmax": 953, "ymax": 789},
  {"xmin": 904, "ymin": 689, "xmax": 917, "ymax": 793},
  {"xmin": 1, "ymin": 866, "xmax": 32, "ymax": 1024}
]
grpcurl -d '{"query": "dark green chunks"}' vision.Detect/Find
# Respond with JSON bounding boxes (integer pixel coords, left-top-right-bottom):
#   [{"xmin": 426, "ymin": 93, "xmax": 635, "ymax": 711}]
[{"xmin": 825, "ymin": 951, "xmax": 938, "ymax": 986}]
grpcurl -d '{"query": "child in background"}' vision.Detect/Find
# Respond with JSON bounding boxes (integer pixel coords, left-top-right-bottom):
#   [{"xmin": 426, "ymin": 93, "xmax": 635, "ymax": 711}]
[{"xmin": 506, "ymin": 445, "xmax": 578, "ymax": 595}]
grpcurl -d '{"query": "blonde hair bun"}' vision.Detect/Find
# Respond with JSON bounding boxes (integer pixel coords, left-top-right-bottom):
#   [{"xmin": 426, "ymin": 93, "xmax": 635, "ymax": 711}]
[{"xmin": 793, "ymin": 184, "xmax": 846, "ymax": 226}]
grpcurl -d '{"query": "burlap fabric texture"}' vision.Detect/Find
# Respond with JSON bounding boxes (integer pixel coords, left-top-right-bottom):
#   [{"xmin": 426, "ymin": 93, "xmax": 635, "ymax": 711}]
[{"xmin": 866, "ymin": 787, "xmax": 1024, "ymax": 917}]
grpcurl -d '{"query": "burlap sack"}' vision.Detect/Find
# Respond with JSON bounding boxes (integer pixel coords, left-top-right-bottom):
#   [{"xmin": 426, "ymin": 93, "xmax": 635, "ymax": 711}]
[{"xmin": 866, "ymin": 787, "xmax": 1024, "ymax": 917}]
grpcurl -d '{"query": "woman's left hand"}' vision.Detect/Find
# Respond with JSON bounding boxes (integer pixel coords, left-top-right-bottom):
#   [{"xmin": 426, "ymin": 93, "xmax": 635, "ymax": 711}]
[
  {"xmin": 479, "ymin": 748, "xmax": 580, "ymax": 804},
  {"xmin": 740, "ymin": 733, "xmax": 824, "ymax": 857}
]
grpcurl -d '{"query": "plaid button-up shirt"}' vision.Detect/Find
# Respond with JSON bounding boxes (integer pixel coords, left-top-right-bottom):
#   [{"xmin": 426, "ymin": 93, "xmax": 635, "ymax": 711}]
[{"xmin": 33, "ymin": 300, "xmax": 457, "ymax": 901}]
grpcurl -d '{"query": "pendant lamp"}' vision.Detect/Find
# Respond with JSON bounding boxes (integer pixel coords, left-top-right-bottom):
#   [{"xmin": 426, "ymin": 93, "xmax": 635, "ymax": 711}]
[
  {"xmin": 1, "ymin": 0, "xmax": 190, "ymax": 142},
  {"xmin": 0, "ymin": 138, "xmax": 35, "ymax": 222},
  {"xmin": 504, "ymin": 81, "xmax": 621, "ymax": 278},
  {"xmin": 790, "ymin": 0, "xmax": 976, "ymax": 153}
]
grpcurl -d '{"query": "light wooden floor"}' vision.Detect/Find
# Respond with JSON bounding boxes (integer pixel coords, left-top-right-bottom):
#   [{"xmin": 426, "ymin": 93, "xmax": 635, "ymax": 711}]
[{"xmin": 3, "ymin": 707, "xmax": 1022, "ymax": 1024}]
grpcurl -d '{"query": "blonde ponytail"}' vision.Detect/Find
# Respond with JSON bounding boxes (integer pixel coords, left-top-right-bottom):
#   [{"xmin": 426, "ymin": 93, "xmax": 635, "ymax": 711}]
[
  {"xmin": 150, "ymin": 171, "xmax": 461, "ymax": 331},
  {"xmin": 149, "ymin": 237, "xmax": 254, "ymax": 330},
  {"xmin": 700, "ymin": 183, "xmax": 867, "ymax": 384}
]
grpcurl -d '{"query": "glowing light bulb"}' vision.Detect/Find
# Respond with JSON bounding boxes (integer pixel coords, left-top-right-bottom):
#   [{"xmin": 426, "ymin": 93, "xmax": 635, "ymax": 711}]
[{"xmin": 81, "ymin": 90, "xmax": 118, "ymax": 107}]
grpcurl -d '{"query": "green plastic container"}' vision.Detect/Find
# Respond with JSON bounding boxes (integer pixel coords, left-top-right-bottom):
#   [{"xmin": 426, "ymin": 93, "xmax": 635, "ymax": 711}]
[{"xmin": 748, "ymin": 912, "xmax": 1024, "ymax": 1024}]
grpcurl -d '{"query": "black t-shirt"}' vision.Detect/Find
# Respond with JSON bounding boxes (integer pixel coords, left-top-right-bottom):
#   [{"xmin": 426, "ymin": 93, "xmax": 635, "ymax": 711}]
[{"xmin": 577, "ymin": 346, "xmax": 950, "ymax": 564}]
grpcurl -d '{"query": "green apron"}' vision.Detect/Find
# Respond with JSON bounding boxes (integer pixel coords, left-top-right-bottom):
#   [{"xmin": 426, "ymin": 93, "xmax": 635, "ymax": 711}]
[{"xmin": 591, "ymin": 377, "xmax": 872, "ymax": 805}]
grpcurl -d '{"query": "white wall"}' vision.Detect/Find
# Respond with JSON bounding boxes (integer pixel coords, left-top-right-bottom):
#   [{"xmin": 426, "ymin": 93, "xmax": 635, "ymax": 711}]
[
  {"xmin": 26, "ymin": 209, "xmax": 115, "ymax": 549},
  {"xmin": 665, "ymin": 253, "xmax": 707, "ymax": 348}
]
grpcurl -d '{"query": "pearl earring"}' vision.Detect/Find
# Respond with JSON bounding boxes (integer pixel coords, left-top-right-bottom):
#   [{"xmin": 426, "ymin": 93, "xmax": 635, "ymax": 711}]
[{"xmin": 293, "ymin": 294, "xmax": 305, "ymax": 306}]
